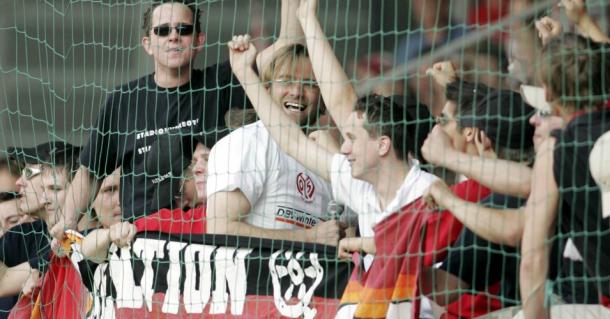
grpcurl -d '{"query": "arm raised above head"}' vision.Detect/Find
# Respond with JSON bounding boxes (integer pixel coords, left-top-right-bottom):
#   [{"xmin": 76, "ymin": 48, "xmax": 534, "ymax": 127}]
[
  {"xmin": 296, "ymin": 0, "xmax": 356, "ymax": 130},
  {"xmin": 229, "ymin": 34, "xmax": 334, "ymax": 181},
  {"xmin": 519, "ymin": 138, "xmax": 558, "ymax": 319},
  {"xmin": 256, "ymin": 0, "xmax": 306, "ymax": 75}
]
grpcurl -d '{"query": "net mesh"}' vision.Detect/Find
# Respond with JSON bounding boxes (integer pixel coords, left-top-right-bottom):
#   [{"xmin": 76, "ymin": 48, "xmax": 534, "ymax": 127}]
[{"xmin": 0, "ymin": 0, "xmax": 609, "ymax": 318}]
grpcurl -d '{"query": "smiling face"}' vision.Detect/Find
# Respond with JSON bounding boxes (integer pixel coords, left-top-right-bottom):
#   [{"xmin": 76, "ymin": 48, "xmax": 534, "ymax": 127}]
[
  {"xmin": 339, "ymin": 112, "xmax": 383, "ymax": 181},
  {"xmin": 142, "ymin": 3, "xmax": 205, "ymax": 77},
  {"xmin": 92, "ymin": 169, "xmax": 121, "ymax": 228},
  {"xmin": 269, "ymin": 56, "xmax": 322, "ymax": 126}
]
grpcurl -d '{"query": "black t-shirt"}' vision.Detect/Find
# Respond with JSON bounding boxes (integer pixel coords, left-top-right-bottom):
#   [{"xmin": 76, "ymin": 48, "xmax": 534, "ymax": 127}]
[
  {"xmin": 0, "ymin": 219, "xmax": 50, "ymax": 269},
  {"xmin": 440, "ymin": 193, "xmax": 524, "ymax": 306},
  {"xmin": 0, "ymin": 296, "xmax": 16, "ymax": 319},
  {"xmin": 80, "ymin": 61, "xmax": 249, "ymax": 220},
  {"xmin": 0, "ymin": 219, "xmax": 50, "ymax": 316},
  {"xmin": 551, "ymin": 107, "xmax": 610, "ymax": 296}
]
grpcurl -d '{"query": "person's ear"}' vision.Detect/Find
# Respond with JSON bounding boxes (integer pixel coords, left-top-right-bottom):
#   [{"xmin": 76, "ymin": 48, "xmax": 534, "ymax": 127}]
[
  {"xmin": 194, "ymin": 31, "xmax": 206, "ymax": 52},
  {"xmin": 142, "ymin": 36, "xmax": 153, "ymax": 56},
  {"xmin": 463, "ymin": 127, "xmax": 477, "ymax": 143},
  {"xmin": 543, "ymin": 84, "xmax": 554, "ymax": 103},
  {"xmin": 378, "ymin": 136, "xmax": 392, "ymax": 157}
]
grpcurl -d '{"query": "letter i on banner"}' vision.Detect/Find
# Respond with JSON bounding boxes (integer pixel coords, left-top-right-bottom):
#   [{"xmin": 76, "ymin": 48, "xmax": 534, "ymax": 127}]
[{"xmin": 108, "ymin": 245, "xmax": 144, "ymax": 309}]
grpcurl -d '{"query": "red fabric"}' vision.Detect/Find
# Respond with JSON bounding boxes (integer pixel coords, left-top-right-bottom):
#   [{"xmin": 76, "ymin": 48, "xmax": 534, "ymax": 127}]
[
  {"xmin": 8, "ymin": 288, "xmax": 40, "ymax": 319},
  {"xmin": 9, "ymin": 256, "xmax": 90, "ymax": 319},
  {"xmin": 466, "ymin": 0, "xmax": 509, "ymax": 42},
  {"xmin": 600, "ymin": 294, "xmax": 610, "ymax": 308},
  {"xmin": 134, "ymin": 206, "xmax": 206, "ymax": 234},
  {"xmin": 442, "ymin": 282, "xmax": 503, "ymax": 319},
  {"xmin": 466, "ymin": 0, "xmax": 509, "ymax": 26},
  {"xmin": 338, "ymin": 180, "xmax": 490, "ymax": 318},
  {"xmin": 37, "ymin": 256, "xmax": 90, "ymax": 319},
  {"xmin": 9, "ymin": 232, "xmax": 90, "ymax": 319}
]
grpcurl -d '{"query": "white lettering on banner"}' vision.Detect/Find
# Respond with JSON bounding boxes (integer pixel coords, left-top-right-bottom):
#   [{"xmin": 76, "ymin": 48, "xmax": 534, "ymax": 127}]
[
  {"xmin": 183, "ymin": 244, "xmax": 215, "ymax": 313},
  {"xmin": 135, "ymin": 119, "xmax": 201, "ymax": 140},
  {"xmin": 162, "ymin": 241, "xmax": 187, "ymax": 314},
  {"xmin": 269, "ymin": 251, "xmax": 324, "ymax": 319},
  {"xmin": 132, "ymin": 238, "xmax": 166, "ymax": 311},
  {"xmin": 210, "ymin": 247, "xmax": 252, "ymax": 315},
  {"xmin": 88, "ymin": 263, "xmax": 115, "ymax": 319},
  {"xmin": 108, "ymin": 246, "xmax": 144, "ymax": 309},
  {"xmin": 90, "ymin": 238, "xmax": 329, "ymax": 316}
]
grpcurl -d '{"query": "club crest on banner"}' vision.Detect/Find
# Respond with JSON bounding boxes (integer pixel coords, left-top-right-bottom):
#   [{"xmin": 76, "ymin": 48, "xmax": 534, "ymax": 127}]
[{"xmin": 269, "ymin": 250, "xmax": 324, "ymax": 319}]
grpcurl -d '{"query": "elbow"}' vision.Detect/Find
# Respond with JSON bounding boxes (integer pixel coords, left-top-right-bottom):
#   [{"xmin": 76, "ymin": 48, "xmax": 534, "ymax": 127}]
[
  {"xmin": 504, "ymin": 224, "xmax": 523, "ymax": 247},
  {"xmin": 520, "ymin": 252, "xmax": 541, "ymax": 284},
  {"xmin": 0, "ymin": 282, "xmax": 8, "ymax": 298},
  {"xmin": 517, "ymin": 183, "xmax": 531, "ymax": 199},
  {"xmin": 205, "ymin": 214, "xmax": 233, "ymax": 235}
]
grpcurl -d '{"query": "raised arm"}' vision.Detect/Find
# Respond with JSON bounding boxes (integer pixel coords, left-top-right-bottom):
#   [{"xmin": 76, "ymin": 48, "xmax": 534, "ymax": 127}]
[
  {"xmin": 228, "ymin": 35, "xmax": 334, "ymax": 181},
  {"xmin": 296, "ymin": 0, "xmax": 356, "ymax": 129},
  {"xmin": 256, "ymin": 0, "xmax": 305, "ymax": 74},
  {"xmin": 51, "ymin": 166, "xmax": 100, "ymax": 243},
  {"xmin": 425, "ymin": 179, "xmax": 524, "ymax": 246},
  {"xmin": 422, "ymin": 125, "xmax": 533, "ymax": 198},
  {"xmin": 520, "ymin": 138, "xmax": 558, "ymax": 318},
  {"xmin": 561, "ymin": 0, "xmax": 610, "ymax": 43}
]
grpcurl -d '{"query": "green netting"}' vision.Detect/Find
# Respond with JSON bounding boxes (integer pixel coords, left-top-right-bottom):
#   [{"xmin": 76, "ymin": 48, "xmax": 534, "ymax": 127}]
[{"xmin": 0, "ymin": 1, "xmax": 609, "ymax": 318}]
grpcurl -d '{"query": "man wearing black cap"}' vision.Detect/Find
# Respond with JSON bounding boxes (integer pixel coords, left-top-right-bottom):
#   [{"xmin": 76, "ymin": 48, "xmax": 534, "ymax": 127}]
[{"xmin": 0, "ymin": 141, "xmax": 80, "ymax": 314}]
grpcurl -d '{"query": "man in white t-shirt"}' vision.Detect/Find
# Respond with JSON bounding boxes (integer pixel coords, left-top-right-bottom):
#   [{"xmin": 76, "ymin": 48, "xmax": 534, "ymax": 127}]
[
  {"xmin": 225, "ymin": 0, "xmax": 437, "ymax": 257},
  {"xmin": 206, "ymin": 42, "xmax": 345, "ymax": 246}
]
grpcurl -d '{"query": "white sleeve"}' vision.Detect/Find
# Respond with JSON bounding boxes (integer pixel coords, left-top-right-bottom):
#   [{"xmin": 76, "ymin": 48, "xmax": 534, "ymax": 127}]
[
  {"xmin": 206, "ymin": 128, "xmax": 267, "ymax": 207},
  {"xmin": 329, "ymin": 154, "xmax": 371, "ymax": 212}
]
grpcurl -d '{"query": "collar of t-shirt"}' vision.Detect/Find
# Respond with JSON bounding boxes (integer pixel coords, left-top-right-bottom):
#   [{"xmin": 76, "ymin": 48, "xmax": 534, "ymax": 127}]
[{"xmin": 369, "ymin": 160, "xmax": 438, "ymax": 225}]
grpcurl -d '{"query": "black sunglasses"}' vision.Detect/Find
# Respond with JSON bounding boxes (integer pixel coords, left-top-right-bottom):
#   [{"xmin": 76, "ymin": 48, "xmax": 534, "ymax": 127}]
[
  {"xmin": 152, "ymin": 24, "xmax": 195, "ymax": 37},
  {"xmin": 22, "ymin": 166, "xmax": 42, "ymax": 180}
]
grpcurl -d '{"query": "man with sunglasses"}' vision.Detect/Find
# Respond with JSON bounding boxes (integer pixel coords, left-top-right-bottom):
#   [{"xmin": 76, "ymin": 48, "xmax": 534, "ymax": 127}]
[
  {"xmin": 0, "ymin": 141, "xmax": 80, "ymax": 316},
  {"xmin": 52, "ymin": 0, "xmax": 306, "ymax": 243}
]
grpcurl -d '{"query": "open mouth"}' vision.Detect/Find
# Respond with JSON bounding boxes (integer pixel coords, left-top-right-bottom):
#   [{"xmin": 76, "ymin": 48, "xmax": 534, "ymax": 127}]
[{"xmin": 284, "ymin": 102, "xmax": 306, "ymax": 112}]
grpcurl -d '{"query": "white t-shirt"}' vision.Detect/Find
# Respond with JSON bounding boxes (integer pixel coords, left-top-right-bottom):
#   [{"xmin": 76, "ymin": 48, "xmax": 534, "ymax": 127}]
[
  {"xmin": 330, "ymin": 154, "xmax": 438, "ymax": 237},
  {"xmin": 207, "ymin": 121, "xmax": 332, "ymax": 230}
]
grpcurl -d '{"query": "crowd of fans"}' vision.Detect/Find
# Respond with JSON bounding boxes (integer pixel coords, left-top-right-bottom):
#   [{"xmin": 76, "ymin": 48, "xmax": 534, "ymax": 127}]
[{"xmin": 0, "ymin": 0, "xmax": 609, "ymax": 318}]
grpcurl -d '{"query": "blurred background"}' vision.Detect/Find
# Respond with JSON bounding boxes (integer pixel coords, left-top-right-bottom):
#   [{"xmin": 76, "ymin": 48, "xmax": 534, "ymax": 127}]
[{"xmin": 0, "ymin": 0, "xmax": 607, "ymax": 149}]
